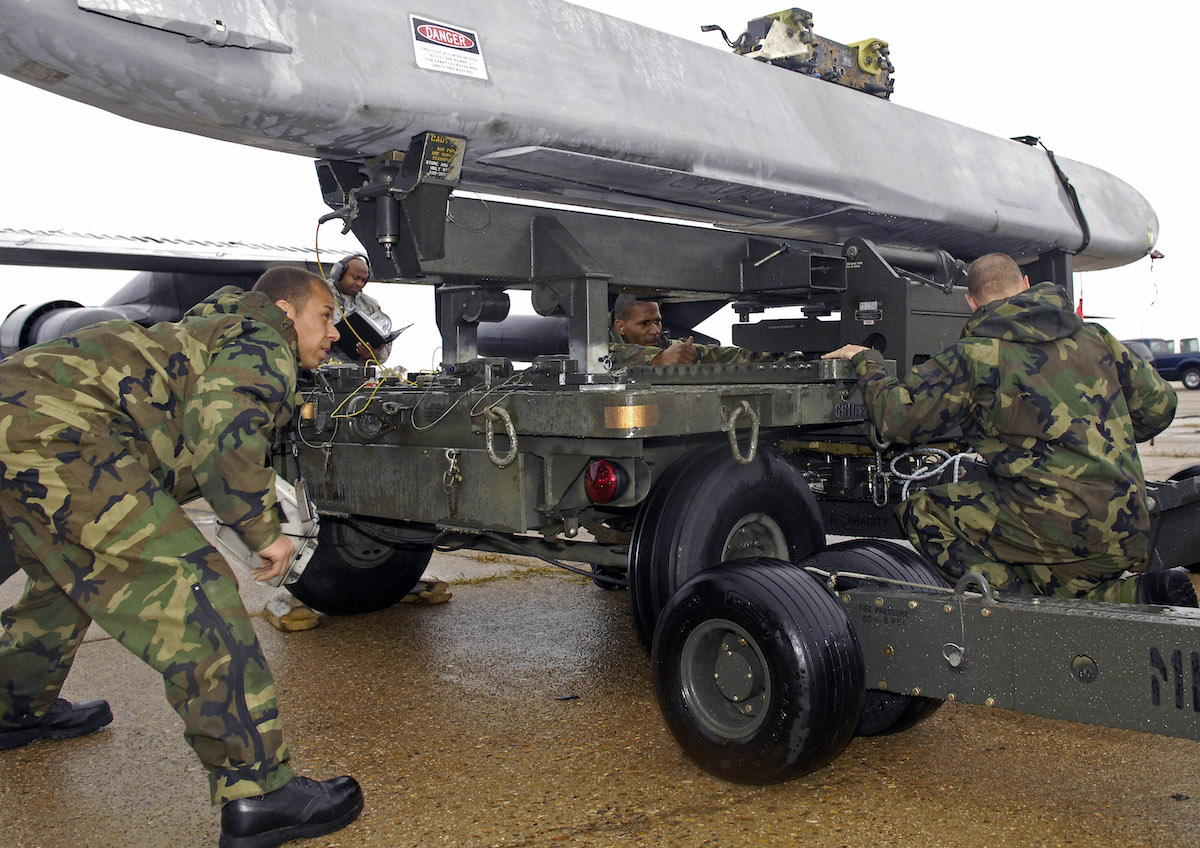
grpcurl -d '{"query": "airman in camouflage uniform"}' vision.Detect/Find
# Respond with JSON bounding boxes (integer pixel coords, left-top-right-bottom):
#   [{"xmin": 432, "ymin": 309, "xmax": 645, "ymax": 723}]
[
  {"xmin": 0, "ymin": 268, "xmax": 364, "ymax": 845},
  {"xmin": 824, "ymin": 253, "xmax": 1182, "ymax": 604},
  {"xmin": 609, "ymin": 294, "xmax": 795, "ymax": 368},
  {"xmin": 323, "ymin": 254, "xmax": 394, "ymax": 366}
]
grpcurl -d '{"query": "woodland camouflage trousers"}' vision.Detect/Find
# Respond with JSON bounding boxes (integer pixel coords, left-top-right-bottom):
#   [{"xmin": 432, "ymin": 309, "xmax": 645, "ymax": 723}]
[
  {"xmin": 0, "ymin": 408, "xmax": 293, "ymax": 804},
  {"xmin": 899, "ymin": 480, "xmax": 1145, "ymax": 603}
]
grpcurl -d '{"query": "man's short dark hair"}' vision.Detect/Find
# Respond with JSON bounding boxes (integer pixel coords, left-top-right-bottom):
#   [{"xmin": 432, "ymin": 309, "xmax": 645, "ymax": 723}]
[
  {"xmin": 613, "ymin": 293, "xmax": 658, "ymax": 322},
  {"xmin": 251, "ymin": 266, "xmax": 325, "ymax": 306},
  {"xmin": 967, "ymin": 253, "xmax": 1024, "ymax": 305}
]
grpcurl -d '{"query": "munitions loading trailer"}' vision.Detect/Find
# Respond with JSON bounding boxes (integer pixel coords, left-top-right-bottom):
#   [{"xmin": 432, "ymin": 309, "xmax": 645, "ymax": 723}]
[{"xmin": 286, "ymin": 129, "xmax": 1200, "ymax": 782}]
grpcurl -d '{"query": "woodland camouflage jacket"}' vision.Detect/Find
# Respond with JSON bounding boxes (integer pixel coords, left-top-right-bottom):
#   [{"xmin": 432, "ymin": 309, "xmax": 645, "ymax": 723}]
[
  {"xmin": 0, "ymin": 286, "xmax": 299, "ymax": 552},
  {"xmin": 851, "ymin": 282, "xmax": 1177, "ymax": 556},
  {"xmin": 607, "ymin": 326, "xmax": 787, "ymax": 369}
]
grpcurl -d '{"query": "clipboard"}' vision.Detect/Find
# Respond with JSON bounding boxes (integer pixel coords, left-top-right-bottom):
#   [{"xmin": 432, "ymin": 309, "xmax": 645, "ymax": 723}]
[{"xmin": 332, "ymin": 311, "xmax": 404, "ymax": 358}]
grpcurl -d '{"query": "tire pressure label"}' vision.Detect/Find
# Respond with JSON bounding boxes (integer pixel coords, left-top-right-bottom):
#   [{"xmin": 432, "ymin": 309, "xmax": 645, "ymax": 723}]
[
  {"xmin": 855, "ymin": 602, "xmax": 909, "ymax": 628},
  {"xmin": 411, "ymin": 15, "xmax": 488, "ymax": 80}
]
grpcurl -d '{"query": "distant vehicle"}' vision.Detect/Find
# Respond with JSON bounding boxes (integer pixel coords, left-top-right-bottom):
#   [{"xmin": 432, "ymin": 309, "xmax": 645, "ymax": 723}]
[
  {"xmin": 1123, "ymin": 338, "xmax": 1200, "ymax": 390},
  {"xmin": 1124, "ymin": 340, "xmax": 1156, "ymax": 365},
  {"xmin": 1139, "ymin": 338, "xmax": 1176, "ymax": 356}
]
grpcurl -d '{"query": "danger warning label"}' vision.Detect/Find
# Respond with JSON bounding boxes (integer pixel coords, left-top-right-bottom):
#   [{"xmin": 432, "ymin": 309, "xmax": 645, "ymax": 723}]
[{"xmin": 411, "ymin": 15, "xmax": 487, "ymax": 80}]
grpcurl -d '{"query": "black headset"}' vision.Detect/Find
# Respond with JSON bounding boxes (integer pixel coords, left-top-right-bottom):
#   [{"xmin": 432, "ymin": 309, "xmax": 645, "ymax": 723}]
[{"xmin": 329, "ymin": 254, "xmax": 371, "ymax": 283}]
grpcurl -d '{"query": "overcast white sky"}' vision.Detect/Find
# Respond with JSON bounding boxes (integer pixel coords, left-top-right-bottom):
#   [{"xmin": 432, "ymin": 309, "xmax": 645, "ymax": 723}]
[{"xmin": 2, "ymin": 1, "xmax": 1196, "ymax": 367}]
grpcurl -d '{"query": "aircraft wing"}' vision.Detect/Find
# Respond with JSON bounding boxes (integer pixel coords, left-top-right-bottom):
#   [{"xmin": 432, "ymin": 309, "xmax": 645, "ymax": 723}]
[
  {"xmin": 0, "ymin": 227, "xmax": 349, "ymax": 355},
  {"xmin": 0, "ymin": 227, "xmax": 334, "ymax": 274}
]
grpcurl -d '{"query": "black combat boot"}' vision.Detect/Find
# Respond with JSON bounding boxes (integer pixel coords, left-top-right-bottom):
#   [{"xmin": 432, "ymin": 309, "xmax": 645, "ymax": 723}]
[
  {"xmin": 219, "ymin": 775, "xmax": 364, "ymax": 848},
  {"xmin": 0, "ymin": 698, "xmax": 113, "ymax": 750},
  {"xmin": 1136, "ymin": 568, "xmax": 1200, "ymax": 607}
]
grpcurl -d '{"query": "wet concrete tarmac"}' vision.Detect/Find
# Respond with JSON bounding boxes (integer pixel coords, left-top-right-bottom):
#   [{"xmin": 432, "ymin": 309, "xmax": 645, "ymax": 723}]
[
  {"xmin": 2, "ymin": 388, "xmax": 1200, "ymax": 847},
  {"xmin": 1143, "ymin": 384, "xmax": 1200, "ymax": 481}
]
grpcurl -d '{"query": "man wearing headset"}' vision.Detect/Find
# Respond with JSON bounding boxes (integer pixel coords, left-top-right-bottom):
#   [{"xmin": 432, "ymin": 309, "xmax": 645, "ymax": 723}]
[{"xmin": 325, "ymin": 254, "xmax": 395, "ymax": 366}]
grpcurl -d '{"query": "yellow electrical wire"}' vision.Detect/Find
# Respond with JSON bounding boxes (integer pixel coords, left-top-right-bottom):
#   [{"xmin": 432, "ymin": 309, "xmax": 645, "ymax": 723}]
[{"xmin": 311, "ymin": 220, "xmax": 417, "ymax": 422}]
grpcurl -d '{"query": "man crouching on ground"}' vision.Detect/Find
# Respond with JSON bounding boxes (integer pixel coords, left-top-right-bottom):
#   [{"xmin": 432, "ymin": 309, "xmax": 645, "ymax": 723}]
[{"xmin": 823, "ymin": 253, "xmax": 1190, "ymax": 605}]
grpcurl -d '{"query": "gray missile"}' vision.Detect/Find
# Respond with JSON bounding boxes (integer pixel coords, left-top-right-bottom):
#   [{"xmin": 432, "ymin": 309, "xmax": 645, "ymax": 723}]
[{"xmin": 0, "ymin": 0, "xmax": 1157, "ymax": 270}]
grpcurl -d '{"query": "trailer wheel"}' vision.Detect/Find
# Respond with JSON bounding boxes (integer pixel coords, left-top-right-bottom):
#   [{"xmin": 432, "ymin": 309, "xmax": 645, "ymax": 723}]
[
  {"xmin": 628, "ymin": 444, "xmax": 824, "ymax": 646},
  {"xmin": 800, "ymin": 539, "xmax": 946, "ymax": 736},
  {"xmin": 288, "ymin": 516, "xmax": 433, "ymax": 615},
  {"xmin": 1183, "ymin": 368, "xmax": 1200, "ymax": 391},
  {"xmin": 652, "ymin": 558, "xmax": 864, "ymax": 784},
  {"xmin": 1169, "ymin": 464, "xmax": 1200, "ymax": 482}
]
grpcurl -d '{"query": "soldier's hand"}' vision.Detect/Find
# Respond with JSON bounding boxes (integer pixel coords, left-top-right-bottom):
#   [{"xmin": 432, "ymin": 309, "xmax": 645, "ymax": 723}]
[
  {"xmin": 253, "ymin": 535, "xmax": 295, "ymax": 583},
  {"xmin": 652, "ymin": 337, "xmax": 697, "ymax": 366},
  {"xmin": 822, "ymin": 344, "xmax": 870, "ymax": 361},
  {"xmin": 356, "ymin": 341, "xmax": 377, "ymax": 362}
]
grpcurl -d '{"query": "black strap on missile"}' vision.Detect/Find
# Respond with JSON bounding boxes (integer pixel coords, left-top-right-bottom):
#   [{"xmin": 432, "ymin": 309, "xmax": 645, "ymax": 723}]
[
  {"xmin": 1012, "ymin": 135, "xmax": 1092, "ymax": 257},
  {"xmin": 700, "ymin": 24, "xmax": 735, "ymax": 47}
]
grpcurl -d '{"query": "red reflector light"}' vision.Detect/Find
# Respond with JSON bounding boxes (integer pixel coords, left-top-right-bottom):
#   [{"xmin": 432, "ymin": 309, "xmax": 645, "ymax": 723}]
[{"xmin": 584, "ymin": 459, "xmax": 628, "ymax": 504}]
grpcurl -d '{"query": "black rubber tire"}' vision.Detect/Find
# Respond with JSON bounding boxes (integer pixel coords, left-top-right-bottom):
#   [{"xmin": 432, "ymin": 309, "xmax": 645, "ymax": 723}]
[
  {"xmin": 1183, "ymin": 368, "xmax": 1200, "ymax": 391},
  {"xmin": 652, "ymin": 557, "xmax": 864, "ymax": 784},
  {"xmin": 801, "ymin": 539, "xmax": 946, "ymax": 736},
  {"xmin": 1169, "ymin": 464, "xmax": 1200, "ymax": 482},
  {"xmin": 628, "ymin": 444, "xmax": 825, "ymax": 646},
  {"xmin": 288, "ymin": 516, "xmax": 433, "ymax": 615}
]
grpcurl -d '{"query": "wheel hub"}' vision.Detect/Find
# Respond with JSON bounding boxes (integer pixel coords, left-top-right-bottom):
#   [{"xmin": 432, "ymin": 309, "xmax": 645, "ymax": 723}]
[
  {"xmin": 333, "ymin": 522, "xmax": 393, "ymax": 569},
  {"xmin": 680, "ymin": 618, "xmax": 771, "ymax": 738},
  {"xmin": 713, "ymin": 647, "xmax": 755, "ymax": 702},
  {"xmin": 721, "ymin": 512, "xmax": 788, "ymax": 561}
]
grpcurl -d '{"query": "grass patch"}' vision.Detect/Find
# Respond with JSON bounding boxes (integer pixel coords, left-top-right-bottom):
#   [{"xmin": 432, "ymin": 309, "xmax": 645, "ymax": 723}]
[{"xmin": 447, "ymin": 563, "xmax": 560, "ymax": 586}]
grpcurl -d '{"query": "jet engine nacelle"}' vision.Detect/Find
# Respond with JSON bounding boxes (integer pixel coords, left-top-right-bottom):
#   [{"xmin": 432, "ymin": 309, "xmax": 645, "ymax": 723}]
[{"xmin": 0, "ymin": 270, "xmax": 249, "ymax": 358}]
